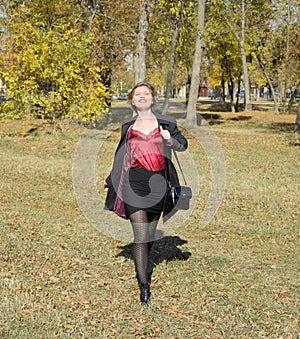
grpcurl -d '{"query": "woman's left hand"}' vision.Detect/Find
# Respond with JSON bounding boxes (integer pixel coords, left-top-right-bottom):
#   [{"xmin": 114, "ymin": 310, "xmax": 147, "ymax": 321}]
[
  {"xmin": 104, "ymin": 182, "xmax": 109, "ymax": 192},
  {"xmin": 160, "ymin": 126, "xmax": 171, "ymax": 140}
]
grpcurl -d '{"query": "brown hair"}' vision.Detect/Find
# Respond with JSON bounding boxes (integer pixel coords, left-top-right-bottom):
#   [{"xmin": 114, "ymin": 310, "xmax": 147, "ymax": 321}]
[{"xmin": 127, "ymin": 81, "xmax": 156, "ymax": 111}]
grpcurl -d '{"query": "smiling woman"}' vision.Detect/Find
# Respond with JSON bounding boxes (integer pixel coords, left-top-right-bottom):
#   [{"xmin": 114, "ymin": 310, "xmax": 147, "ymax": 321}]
[{"xmin": 104, "ymin": 81, "xmax": 188, "ymax": 305}]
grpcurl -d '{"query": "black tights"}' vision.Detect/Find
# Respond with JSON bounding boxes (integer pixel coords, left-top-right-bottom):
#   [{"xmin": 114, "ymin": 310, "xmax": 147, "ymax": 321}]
[{"xmin": 129, "ymin": 210, "xmax": 160, "ymax": 285}]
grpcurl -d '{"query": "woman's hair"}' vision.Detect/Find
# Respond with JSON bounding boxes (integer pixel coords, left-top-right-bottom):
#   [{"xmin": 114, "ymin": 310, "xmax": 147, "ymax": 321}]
[{"xmin": 127, "ymin": 81, "xmax": 156, "ymax": 111}]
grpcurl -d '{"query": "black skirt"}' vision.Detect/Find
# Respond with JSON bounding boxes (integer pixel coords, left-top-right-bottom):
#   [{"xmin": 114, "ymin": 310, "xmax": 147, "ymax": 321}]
[{"xmin": 122, "ymin": 167, "xmax": 167, "ymax": 216}]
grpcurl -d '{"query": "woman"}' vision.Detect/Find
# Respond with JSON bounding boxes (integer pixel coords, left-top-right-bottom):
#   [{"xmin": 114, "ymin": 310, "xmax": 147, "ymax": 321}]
[{"xmin": 104, "ymin": 82, "xmax": 187, "ymax": 305}]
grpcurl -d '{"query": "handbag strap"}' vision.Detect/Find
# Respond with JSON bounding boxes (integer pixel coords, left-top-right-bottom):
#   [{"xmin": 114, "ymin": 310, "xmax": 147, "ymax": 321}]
[
  {"xmin": 172, "ymin": 149, "xmax": 187, "ymax": 186},
  {"xmin": 161, "ymin": 137, "xmax": 172, "ymax": 186},
  {"xmin": 160, "ymin": 123, "xmax": 187, "ymax": 186}
]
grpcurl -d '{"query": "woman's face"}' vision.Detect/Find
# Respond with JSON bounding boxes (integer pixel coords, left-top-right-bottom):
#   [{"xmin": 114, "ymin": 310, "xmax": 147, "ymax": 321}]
[{"xmin": 132, "ymin": 85, "xmax": 153, "ymax": 110}]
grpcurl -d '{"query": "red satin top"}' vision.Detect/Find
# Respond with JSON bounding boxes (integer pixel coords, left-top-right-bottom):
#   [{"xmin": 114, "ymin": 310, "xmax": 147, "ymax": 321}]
[
  {"xmin": 127, "ymin": 127, "xmax": 164, "ymax": 171},
  {"xmin": 113, "ymin": 126, "xmax": 165, "ymax": 218}
]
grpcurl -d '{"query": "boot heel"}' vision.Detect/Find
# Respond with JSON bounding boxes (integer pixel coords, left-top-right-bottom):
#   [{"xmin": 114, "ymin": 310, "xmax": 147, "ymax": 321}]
[{"xmin": 140, "ymin": 283, "xmax": 151, "ymax": 305}]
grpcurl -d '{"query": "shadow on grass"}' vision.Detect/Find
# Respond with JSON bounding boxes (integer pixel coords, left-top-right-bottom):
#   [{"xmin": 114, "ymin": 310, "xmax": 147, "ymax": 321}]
[
  {"xmin": 271, "ymin": 122, "xmax": 295, "ymax": 133},
  {"xmin": 116, "ymin": 235, "xmax": 191, "ymax": 282},
  {"xmin": 229, "ymin": 115, "xmax": 253, "ymax": 121},
  {"xmin": 93, "ymin": 101, "xmax": 297, "ymax": 133}
]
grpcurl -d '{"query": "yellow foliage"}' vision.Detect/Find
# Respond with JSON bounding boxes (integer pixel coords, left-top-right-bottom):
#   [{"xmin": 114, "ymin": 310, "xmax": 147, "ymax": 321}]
[{"xmin": 0, "ymin": 0, "xmax": 110, "ymax": 124}]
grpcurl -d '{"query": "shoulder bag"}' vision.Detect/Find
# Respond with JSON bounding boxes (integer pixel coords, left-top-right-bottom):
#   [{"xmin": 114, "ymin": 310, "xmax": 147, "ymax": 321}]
[{"xmin": 163, "ymin": 143, "xmax": 192, "ymax": 211}]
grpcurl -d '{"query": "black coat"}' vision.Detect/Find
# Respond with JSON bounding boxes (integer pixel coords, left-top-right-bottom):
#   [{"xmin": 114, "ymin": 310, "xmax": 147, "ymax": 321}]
[{"xmin": 104, "ymin": 113, "xmax": 188, "ymax": 221}]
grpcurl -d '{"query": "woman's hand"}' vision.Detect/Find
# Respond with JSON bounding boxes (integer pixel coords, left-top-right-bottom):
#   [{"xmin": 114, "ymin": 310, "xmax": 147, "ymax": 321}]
[
  {"xmin": 159, "ymin": 126, "xmax": 171, "ymax": 141},
  {"xmin": 104, "ymin": 182, "xmax": 109, "ymax": 192}
]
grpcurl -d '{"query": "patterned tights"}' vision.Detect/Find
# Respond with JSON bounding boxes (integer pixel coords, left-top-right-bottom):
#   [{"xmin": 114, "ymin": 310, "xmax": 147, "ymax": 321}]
[{"xmin": 129, "ymin": 210, "xmax": 160, "ymax": 285}]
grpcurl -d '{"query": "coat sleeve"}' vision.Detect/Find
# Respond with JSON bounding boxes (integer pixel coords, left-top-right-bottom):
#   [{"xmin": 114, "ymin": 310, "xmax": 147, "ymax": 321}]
[
  {"xmin": 105, "ymin": 124, "xmax": 128, "ymax": 187},
  {"xmin": 104, "ymin": 124, "xmax": 128, "ymax": 211},
  {"xmin": 168, "ymin": 123, "xmax": 188, "ymax": 152}
]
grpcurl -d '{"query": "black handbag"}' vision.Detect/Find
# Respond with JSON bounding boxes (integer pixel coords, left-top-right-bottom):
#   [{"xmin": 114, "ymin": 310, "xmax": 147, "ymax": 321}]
[
  {"xmin": 163, "ymin": 141, "xmax": 192, "ymax": 211},
  {"xmin": 167, "ymin": 184, "xmax": 192, "ymax": 210}
]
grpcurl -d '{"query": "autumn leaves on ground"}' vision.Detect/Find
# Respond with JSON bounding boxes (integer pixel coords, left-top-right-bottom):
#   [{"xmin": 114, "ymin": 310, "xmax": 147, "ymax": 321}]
[{"xmin": 0, "ymin": 101, "xmax": 299, "ymax": 338}]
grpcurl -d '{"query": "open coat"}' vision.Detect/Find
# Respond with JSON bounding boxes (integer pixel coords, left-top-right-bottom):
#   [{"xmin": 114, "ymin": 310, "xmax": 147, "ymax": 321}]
[{"xmin": 104, "ymin": 113, "xmax": 188, "ymax": 222}]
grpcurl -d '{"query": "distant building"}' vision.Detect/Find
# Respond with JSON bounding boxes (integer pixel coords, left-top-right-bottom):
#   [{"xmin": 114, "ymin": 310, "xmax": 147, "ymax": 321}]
[{"xmin": 199, "ymin": 79, "xmax": 209, "ymax": 97}]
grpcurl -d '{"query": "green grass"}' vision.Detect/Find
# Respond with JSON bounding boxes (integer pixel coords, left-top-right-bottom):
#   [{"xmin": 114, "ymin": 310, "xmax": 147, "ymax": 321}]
[{"xmin": 0, "ymin": 117, "xmax": 299, "ymax": 338}]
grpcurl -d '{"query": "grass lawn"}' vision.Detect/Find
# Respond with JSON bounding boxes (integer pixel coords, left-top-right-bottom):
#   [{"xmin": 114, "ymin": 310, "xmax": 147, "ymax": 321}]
[{"xmin": 0, "ymin": 106, "xmax": 299, "ymax": 338}]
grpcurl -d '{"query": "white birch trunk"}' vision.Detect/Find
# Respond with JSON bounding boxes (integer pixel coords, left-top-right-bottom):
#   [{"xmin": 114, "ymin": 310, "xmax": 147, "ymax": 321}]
[{"xmin": 134, "ymin": 0, "xmax": 150, "ymax": 84}]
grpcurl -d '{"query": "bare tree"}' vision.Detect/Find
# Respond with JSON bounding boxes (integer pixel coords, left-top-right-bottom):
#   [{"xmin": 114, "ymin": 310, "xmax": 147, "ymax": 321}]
[{"xmin": 184, "ymin": 0, "xmax": 206, "ymax": 128}]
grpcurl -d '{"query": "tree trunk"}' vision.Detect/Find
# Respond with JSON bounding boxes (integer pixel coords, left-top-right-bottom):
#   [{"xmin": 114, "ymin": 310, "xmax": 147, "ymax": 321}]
[
  {"xmin": 162, "ymin": 0, "xmax": 182, "ymax": 115},
  {"xmin": 228, "ymin": 78, "xmax": 235, "ymax": 113},
  {"xmin": 295, "ymin": 101, "xmax": 300, "ymax": 134},
  {"xmin": 255, "ymin": 53, "xmax": 279, "ymax": 113},
  {"xmin": 283, "ymin": 0, "xmax": 291, "ymax": 114},
  {"xmin": 287, "ymin": 82, "xmax": 300, "ymax": 114},
  {"xmin": 184, "ymin": 0, "xmax": 206, "ymax": 129},
  {"xmin": 185, "ymin": 72, "xmax": 191, "ymax": 106},
  {"xmin": 240, "ymin": 46, "xmax": 251, "ymax": 111},
  {"xmin": 227, "ymin": 0, "xmax": 252, "ymax": 111},
  {"xmin": 134, "ymin": 0, "xmax": 150, "ymax": 84},
  {"xmin": 220, "ymin": 79, "xmax": 226, "ymax": 103},
  {"xmin": 240, "ymin": 0, "xmax": 251, "ymax": 111},
  {"xmin": 235, "ymin": 81, "xmax": 241, "ymax": 113}
]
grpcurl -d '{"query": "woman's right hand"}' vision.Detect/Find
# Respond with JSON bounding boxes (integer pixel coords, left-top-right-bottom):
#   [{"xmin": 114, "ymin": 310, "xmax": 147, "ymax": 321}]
[{"xmin": 104, "ymin": 182, "xmax": 109, "ymax": 191}]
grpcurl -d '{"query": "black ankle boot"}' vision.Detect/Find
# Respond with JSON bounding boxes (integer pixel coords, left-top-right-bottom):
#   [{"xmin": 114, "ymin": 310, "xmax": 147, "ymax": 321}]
[{"xmin": 140, "ymin": 283, "xmax": 151, "ymax": 305}]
